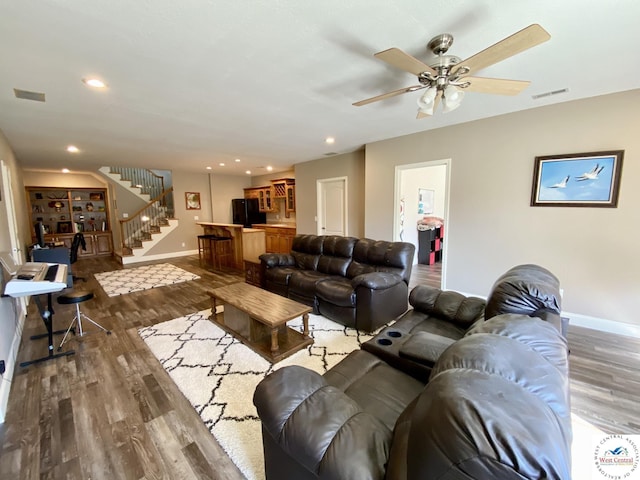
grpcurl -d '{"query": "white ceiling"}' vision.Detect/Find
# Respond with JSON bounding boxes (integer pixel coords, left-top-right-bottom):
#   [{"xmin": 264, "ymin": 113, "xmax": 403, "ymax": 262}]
[{"xmin": 1, "ymin": 0, "xmax": 639, "ymax": 176}]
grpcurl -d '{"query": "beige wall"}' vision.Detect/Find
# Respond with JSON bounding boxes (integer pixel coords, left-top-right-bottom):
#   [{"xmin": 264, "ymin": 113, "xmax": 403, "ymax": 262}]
[
  {"xmin": 364, "ymin": 89, "xmax": 640, "ymax": 332},
  {"xmin": 148, "ymin": 169, "xmax": 212, "ymax": 255},
  {"xmin": 295, "ymin": 150, "xmax": 365, "ymax": 237},
  {"xmin": 210, "ymin": 173, "xmax": 252, "ymax": 223}
]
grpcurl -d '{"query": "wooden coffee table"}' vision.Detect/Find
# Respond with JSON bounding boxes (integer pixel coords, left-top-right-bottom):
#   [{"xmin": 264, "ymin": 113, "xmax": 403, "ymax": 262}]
[{"xmin": 207, "ymin": 282, "xmax": 313, "ymax": 363}]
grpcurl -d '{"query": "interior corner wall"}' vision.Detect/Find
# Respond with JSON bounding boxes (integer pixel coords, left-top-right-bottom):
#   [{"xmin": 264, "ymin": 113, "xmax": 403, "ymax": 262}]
[
  {"xmin": 209, "ymin": 173, "xmax": 252, "ymax": 223},
  {"xmin": 295, "ymin": 150, "xmax": 365, "ymax": 237},
  {"xmin": 365, "ymin": 89, "xmax": 640, "ymax": 331}
]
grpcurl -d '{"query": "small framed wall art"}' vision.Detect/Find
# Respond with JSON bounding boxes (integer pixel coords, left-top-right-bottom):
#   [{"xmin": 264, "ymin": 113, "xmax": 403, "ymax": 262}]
[
  {"xmin": 530, "ymin": 150, "xmax": 624, "ymax": 207},
  {"xmin": 185, "ymin": 192, "xmax": 201, "ymax": 210}
]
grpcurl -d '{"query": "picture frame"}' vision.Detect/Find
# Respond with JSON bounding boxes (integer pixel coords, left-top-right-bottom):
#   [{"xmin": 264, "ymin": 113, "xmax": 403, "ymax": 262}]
[
  {"xmin": 185, "ymin": 192, "xmax": 201, "ymax": 210},
  {"xmin": 57, "ymin": 221, "xmax": 73, "ymax": 234},
  {"xmin": 418, "ymin": 188, "xmax": 434, "ymax": 215},
  {"xmin": 530, "ymin": 150, "xmax": 624, "ymax": 207}
]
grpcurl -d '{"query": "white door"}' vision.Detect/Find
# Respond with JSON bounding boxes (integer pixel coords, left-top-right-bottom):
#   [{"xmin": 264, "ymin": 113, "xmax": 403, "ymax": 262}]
[
  {"xmin": 1, "ymin": 159, "xmax": 27, "ymax": 313},
  {"xmin": 1, "ymin": 160, "xmax": 22, "ymax": 263},
  {"xmin": 317, "ymin": 177, "xmax": 347, "ymax": 236}
]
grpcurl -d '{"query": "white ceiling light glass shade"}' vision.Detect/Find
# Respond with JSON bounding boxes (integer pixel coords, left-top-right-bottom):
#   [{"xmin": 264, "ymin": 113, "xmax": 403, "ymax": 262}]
[
  {"xmin": 442, "ymin": 85, "xmax": 465, "ymax": 112},
  {"xmin": 417, "ymin": 87, "xmax": 437, "ymax": 115}
]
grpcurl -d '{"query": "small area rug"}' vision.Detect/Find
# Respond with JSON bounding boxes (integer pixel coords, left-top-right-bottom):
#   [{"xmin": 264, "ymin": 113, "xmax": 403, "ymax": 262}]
[
  {"xmin": 95, "ymin": 263, "xmax": 200, "ymax": 297},
  {"xmin": 140, "ymin": 310, "xmax": 606, "ymax": 480},
  {"xmin": 139, "ymin": 309, "xmax": 375, "ymax": 480}
]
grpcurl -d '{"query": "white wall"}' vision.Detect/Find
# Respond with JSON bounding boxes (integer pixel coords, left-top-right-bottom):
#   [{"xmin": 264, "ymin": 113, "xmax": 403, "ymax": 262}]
[
  {"xmin": 365, "ymin": 89, "xmax": 640, "ymax": 334},
  {"xmin": 0, "ymin": 129, "xmax": 30, "ymax": 422}
]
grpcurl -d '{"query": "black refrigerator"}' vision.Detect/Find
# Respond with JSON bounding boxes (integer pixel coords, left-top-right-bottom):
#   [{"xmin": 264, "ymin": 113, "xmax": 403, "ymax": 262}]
[{"xmin": 232, "ymin": 198, "xmax": 265, "ymax": 227}]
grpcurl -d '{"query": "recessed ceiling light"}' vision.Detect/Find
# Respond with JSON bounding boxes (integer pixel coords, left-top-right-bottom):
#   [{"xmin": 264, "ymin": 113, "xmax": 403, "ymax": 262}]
[
  {"xmin": 61, "ymin": 168, "xmax": 70, "ymax": 173},
  {"xmin": 66, "ymin": 145, "xmax": 79, "ymax": 153},
  {"xmin": 206, "ymin": 166, "xmax": 212, "ymax": 170},
  {"xmin": 219, "ymin": 163, "xmax": 225, "ymax": 167},
  {"xmin": 266, "ymin": 166, "xmax": 273, "ymax": 172},
  {"xmin": 82, "ymin": 77, "xmax": 107, "ymax": 88},
  {"xmin": 325, "ymin": 137, "xmax": 335, "ymax": 144},
  {"xmin": 235, "ymin": 158, "xmax": 241, "ymax": 163},
  {"xmin": 245, "ymin": 170, "xmax": 251, "ymax": 175}
]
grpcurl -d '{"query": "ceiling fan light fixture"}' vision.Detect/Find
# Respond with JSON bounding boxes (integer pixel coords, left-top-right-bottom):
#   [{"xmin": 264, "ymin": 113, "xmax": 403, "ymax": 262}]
[
  {"xmin": 442, "ymin": 84, "xmax": 465, "ymax": 112},
  {"xmin": 417, "ymin": 86, "xmax": 437, "ymax": 114}
]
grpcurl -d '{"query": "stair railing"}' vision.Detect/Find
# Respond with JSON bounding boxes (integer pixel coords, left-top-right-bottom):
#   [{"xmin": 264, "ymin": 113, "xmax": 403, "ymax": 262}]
[
  {"xmin": 110, "ymin": 167, "xmax": 166, "ymax": 203},
  {"xmin": 119, "ymin": 187, "xmax": 174, "ymax": 255}
]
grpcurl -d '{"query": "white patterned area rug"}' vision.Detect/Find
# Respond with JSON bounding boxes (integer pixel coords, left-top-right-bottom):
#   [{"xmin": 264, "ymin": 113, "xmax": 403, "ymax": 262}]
[
  {"xmin": 139, "ymin": 310, "xmax": 607, "ymax": 480},
  {"xmin": 139, "ymin": 310, "xmax": 375, "ymax": 480},
  {"xmin": 95, "ymin": 263, "xmax": 200, "ymax": 297}
]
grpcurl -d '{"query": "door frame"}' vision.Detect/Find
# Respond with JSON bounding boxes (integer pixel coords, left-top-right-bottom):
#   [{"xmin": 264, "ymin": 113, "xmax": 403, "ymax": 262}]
[
  {"xmin": 393, "ymin": 158, "xmax": 451, "ymax": 288},
  {"xmin": 316, "ymin": 176, "xmax": 348, "ymax": 236}
]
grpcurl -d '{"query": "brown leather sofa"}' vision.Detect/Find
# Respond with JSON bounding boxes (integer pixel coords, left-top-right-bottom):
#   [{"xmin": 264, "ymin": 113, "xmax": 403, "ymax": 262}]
[
  {"xmin": 259, "ymin": 234, "xmax": 415, "ymax": 332},
  {"xmin": 253, "ymin": 265, "xmax": 572, "ymax": 480}
]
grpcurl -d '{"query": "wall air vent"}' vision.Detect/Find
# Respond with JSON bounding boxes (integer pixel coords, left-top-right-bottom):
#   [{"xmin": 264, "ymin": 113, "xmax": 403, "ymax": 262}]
[
  {"xmin": 324, "ymin": 152, "xmax": 338, "ymax": 156},
  {"xmin": 532, "ymin": 88, "xmax": 568, "ymax": 100},
  {"xmin": 13, "ymin": 88, "xmax": 46, "ymax": 102}
]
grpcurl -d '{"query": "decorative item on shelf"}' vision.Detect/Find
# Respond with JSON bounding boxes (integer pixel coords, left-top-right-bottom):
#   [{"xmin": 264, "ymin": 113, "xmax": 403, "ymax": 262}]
[
  {"xmin": 85, "ymin": 202, "xmax": 94, "ymax": 212},
  {"xmin": 72, "ymin": 206, "xmax": 82, "ymax": 212},
  {"xmin": 531, "ymin": 150, "xmax": 624, "ymax": 208},
  {"xmin": 186, "ymin": 192, "xmax": 201, "ymax": 210},
  {"xmin": 48, "ymin": 201, "xmax": 65, "ymax": 211},
  {"xmin": 89, "ymin": 192, "xmax": 104, "ymax": 200},
  {"xmin": 35, "ymin": 193, "xmax": 43, "ymax": 200},
  {"xmin": 74, "ymin": 196, "xmax": 82, "ymax": 201},
  {"xmin": 87, "ymin": 217, "xmax": 96, "ymax": 231}
]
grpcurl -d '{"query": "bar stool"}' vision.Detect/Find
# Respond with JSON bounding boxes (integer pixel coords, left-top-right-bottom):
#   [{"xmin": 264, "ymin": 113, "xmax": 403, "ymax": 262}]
[
  {"xmin": 57, "ymin": 290, "xmax": 111, "ymax": 350},
  {"xmin": 198, "ymin": 234, "xmax": 213, "ymax": 267},
  {"xmin": 211, "ymin": 236, "xmax": 233, "ymax": 270}
]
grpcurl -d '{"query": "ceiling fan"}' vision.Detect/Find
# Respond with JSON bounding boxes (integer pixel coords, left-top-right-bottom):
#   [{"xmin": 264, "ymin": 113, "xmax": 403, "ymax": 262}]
[{"xmin": 353, "ymin": 24, "xmax": 550, "ymax": 118}]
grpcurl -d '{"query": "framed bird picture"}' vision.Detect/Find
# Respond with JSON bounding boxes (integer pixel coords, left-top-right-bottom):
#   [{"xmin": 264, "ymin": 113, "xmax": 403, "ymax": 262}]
[{"xmin": 530, "ymin": 150, "xmax": 624, "ymax": 207}]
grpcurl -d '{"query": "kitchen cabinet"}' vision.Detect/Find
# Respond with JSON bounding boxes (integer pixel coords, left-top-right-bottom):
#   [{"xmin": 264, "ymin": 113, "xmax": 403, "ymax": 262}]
[
  {"xmin": 244, "ymin": 179, "xmax": 295, "ymax": 214},
  {"xmin": 254, "ymin": 225, "xmax": 296, "ymax": 253}
]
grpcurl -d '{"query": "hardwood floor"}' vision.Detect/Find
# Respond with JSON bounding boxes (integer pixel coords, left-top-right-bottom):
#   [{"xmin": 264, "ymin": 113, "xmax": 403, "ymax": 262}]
[{"xmin": 0, "ymin": 256, "xmax": 638, "ymax": 479}]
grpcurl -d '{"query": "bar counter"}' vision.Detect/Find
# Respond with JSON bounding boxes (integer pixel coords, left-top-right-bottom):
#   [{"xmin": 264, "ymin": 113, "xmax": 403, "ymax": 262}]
[{"xmin": 196, "ymin": 222, "xmax": 266, "ymax": 270}]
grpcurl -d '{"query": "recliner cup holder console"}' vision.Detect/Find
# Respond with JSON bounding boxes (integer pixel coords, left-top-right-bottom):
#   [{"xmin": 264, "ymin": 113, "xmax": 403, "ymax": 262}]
[
  {"xmin": 387, "ymin": 330, "xmax": 402, "ymax": 338},
  {"xmin": 377, "ymin": 338, "xmax": 393, "ymax": 346}
]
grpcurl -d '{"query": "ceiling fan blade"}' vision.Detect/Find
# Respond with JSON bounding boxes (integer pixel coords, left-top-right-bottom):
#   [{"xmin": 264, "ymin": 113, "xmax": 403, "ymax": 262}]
[
  {"xmin": 353, "ymin": 85, "xmax": 425, "ymax": 107},
  {"xmin": 452, "ymin": 24, "xmax": 550, "ymax": 77},
  {"xmin": 375, "ymin": 48, "xmax": 437, "ymax": 76},
  {"xmin": 463, "ymin": 76, "xmax": 531, "ymax": 95}
]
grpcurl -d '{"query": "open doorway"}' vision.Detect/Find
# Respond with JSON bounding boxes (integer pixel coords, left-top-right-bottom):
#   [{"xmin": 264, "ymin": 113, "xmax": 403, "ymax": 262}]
[{"xmin": 394, "ymin": 159, "xmax": 450, "ymax": 288}]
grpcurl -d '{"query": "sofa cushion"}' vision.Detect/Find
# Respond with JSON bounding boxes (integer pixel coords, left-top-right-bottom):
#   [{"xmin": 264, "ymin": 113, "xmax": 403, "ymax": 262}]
[
  {"xmin": 347, "ymin": 238, "xmax": 414, "ymax": 284},
  {"xmin": 485, "ymin": 264, "xmax": 561, "ymax": 321},
  {"xmin": 316, "ymin": 277, "xmax": 356, "ymax": 308},
  {"xmin": 290, "ymin": 234, "xmax": 323, "ymax": 271},
  {"xmin": 409, "ymin": 285, "xmax": 486, "ymax": 329},
  {"xmin": 289, "ymin": 270, "xmax": 332, "ymax": 295},
  {"xmin": 264, "ymin": 266, "xmax": 298, "ymax": 286},
  {"xmin": 316, "ymin": 236, "xmax": 357, "ymax": 277}
]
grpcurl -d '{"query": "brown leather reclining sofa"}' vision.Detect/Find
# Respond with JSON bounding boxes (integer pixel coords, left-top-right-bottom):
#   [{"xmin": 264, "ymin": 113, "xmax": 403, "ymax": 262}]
[
  {"xmin": 259, "ymin": 234, "xmax": 415, "ymax": 332},
  {"xmin": 253, "ymin": 264, "xmax": 572, "ymax": 479}
]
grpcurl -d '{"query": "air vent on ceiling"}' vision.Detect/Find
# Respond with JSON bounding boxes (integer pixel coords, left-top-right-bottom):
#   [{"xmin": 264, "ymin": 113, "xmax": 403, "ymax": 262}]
[
  {"xmin": 324, "ymin": 152, "xmax": 338, "ymax": 156},
  {"xmin": 531, "ymin": 88, "xmax": 568, "ymax": 100},
  {"xmin": 13, "ymin": 88, "xmax": 46, "ymax": 102}
]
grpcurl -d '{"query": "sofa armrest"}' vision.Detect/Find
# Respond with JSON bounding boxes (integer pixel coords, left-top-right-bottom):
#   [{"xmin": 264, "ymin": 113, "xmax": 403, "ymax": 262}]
[
  {"xmin": 253, "ymin": 366, "xmax": 391, "ymax": 480},
  {"xmin": 351, "ymin": 272, "xmax": 403, "ymax": 290},
  {"xmin": 260, "ymin": 253, "xmax": 295, "ymax": 268}
]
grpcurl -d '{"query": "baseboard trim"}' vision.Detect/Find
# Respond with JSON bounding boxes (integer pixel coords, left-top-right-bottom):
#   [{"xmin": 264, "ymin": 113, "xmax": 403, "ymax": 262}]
[
  {"xmin": 121, "ymin": 249, "xmax": 199, "ymax": 265},
  {"xmin": 564, "ymin": 312, "xmax": 640, "ymax": 339},
  {"xmin": 454, "ymin": 290, "xmax": 640, "ymax": 339}
]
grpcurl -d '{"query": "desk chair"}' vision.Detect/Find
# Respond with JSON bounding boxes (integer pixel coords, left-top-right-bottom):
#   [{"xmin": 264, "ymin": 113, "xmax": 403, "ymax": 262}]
[{"xmin": 70, "ymin": 233, "xmax": 87, "ymax": 282}]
